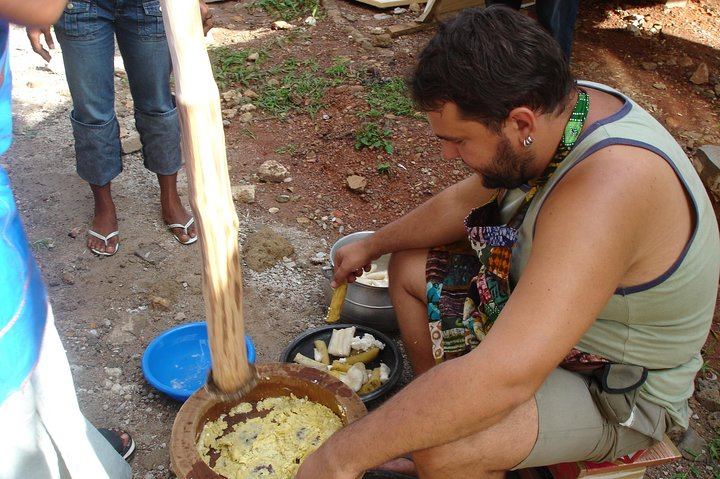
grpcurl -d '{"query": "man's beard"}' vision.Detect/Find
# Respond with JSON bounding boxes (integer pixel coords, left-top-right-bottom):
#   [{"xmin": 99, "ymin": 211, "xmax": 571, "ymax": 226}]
[{"xmin": 479, "ymin": 134, "xmax": 536, "ymax": 190}]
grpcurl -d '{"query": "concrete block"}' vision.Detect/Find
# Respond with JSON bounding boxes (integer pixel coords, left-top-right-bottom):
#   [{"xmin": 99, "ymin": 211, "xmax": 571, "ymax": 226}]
[
  {"xmin": 694, "ymin": 144, "xmax": 720, "ymax": 209},
  {"xmin": 665, "ymin": 0, "xmax": 687, "ymax": 8}
]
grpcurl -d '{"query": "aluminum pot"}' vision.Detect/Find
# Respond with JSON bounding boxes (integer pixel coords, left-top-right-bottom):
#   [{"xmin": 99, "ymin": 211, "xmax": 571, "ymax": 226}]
[{"xmin": 322, "ymin": 231, "xmax": 398, "ymax": 334}]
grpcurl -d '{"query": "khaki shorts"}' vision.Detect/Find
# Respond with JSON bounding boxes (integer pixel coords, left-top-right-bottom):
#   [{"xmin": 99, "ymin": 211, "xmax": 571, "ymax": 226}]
[{"xmin": 513, "ymin": 368, "xmax": 668, "ymax": 469}]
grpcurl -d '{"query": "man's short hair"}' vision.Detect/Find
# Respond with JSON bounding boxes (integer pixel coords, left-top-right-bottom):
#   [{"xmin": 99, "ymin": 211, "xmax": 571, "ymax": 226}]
[{"xmin": 410, "ymin": 6, "xmax": 576, "ymax": 131}]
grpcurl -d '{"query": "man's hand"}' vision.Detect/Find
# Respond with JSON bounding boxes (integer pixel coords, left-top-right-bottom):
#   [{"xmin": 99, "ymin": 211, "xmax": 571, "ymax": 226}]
[
  {"xmin": 331, "ymin": 239, "xmax": 378, "ymax": 288},
  {"xmin": 199, "ymin": 0, "xmax": 214, "ymax": 35},
  {"xmin": 26, "ymin": 26, "xmax": 55, "ymax": 62},
  {"xmin": 295, "ymin": 444, "xmax": 361, "ymax": 479}
]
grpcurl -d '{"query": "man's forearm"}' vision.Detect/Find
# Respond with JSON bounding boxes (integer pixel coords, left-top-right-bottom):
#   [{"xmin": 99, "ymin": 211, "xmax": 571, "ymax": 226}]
[
  {"xmin": 0, "ymin": 0, "xmax": 66, "ymax": 27},
  {"xmin": 325, "ymin": 352, "xmax": 527, "ymax": 474},
  {"xmin": 366, "ymin": 174, "xmax": 495, "ymax": 257}
]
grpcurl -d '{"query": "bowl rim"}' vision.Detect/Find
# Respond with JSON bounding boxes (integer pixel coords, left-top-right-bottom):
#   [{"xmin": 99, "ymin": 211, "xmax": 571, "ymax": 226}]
[
  {"xmin": 278, "ymin": 323, "xmax": 403, "ymax": 403},
  {"xmin": 141, "ymin": 321, "xmax": 256, "ymax": 401}
]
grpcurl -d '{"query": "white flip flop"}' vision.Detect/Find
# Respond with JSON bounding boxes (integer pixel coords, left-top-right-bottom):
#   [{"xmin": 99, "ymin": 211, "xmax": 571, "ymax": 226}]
[
  {"xmin": 167, "ymin": 217, "xmax": 198, "ymax": 245},
  {"xmin": 87, "ymin": 229, "xmax": 120, "ymax": 257}
]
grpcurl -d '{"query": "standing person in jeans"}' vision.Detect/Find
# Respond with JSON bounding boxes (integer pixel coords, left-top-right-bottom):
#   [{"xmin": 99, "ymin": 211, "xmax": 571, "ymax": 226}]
[
  {"xmin": 485, "ymin": 0, "xmax": 580, "ymax": 59},
  {"xmin": 26, "ymin": 1, "xmax": 212, "ymax": 256},
  {"xmin": 1, "ymin": 2, "xmax": 134, "ymax": 477}
]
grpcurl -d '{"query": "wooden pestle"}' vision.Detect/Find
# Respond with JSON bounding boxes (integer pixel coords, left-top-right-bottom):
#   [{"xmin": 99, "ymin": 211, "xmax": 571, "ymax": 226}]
[{"xmin": 159, "ymin": 0, "xmax": 256, "ymax": 398}]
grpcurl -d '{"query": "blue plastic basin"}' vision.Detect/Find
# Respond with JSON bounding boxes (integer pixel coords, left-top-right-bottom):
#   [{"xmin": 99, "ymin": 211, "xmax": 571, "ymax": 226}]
[{"xmin": 141, "ymin": 321, "xmax": 256, "ymax": 402}]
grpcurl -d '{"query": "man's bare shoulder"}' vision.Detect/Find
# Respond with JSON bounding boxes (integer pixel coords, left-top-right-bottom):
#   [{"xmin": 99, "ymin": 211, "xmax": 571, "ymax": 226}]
[{"xmin": 539, "ymin": 144, "xmax": 692, "ymax": 286}]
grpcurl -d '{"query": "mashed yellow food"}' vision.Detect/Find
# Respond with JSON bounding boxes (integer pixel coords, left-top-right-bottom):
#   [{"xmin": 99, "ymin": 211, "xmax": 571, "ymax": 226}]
[{"xmin": 197, "ymin": 395, "xmax": 342, "ymax": 478}]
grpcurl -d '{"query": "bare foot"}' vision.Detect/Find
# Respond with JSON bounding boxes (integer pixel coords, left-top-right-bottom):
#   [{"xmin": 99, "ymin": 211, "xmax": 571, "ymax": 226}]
[
  {"xmin": 87, "ymin": 183, "xmax": 119, "ymax": 255},
  {"xmin": 158, "ymin": 173, "xmax": 197, "ymax": 245}
]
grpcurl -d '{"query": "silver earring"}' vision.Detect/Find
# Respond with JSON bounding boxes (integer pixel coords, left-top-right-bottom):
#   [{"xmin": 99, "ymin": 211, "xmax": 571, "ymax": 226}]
[{"xmin": 523, "ymin": 136, "xmax": 534, "ymax": 147}]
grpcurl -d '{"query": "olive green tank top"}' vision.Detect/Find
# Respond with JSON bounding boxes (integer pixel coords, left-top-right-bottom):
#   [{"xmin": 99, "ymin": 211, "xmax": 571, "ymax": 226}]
[{"xmin": 501, "ymin": 81, "xmax": 720, "ymax": 428}]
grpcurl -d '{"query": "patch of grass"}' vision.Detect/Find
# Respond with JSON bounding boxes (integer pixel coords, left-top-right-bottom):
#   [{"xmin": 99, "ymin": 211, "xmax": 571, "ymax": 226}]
[
  {"xmin": 355, "ymin": 122, "xmax": 393, "ymax": 154},
  {"xmin": 364, "ymin": 77, "xmax": 418, "ymax": 118},
  {"xmin": 250, "ymin": 0, "xmax": 319, "ymax": 21},
  {"xmin": 682, "ymin": 446, "xmax": 703, "ymax": 461},
  {"xmin": 258, "ymin": 74, "xmax": 327, "ymax": 117},
  {"xmin": 208, "ymin": 47, "xmax": 268, "ymax": 89},
  {"xmin": 708, "ymin": 432, "xmax": 720, "ymax": 462},
  {"xmin": 325, "ymin": 57, "xmax": 358, "ymax": 81},
  {"xmin": 256, "ymin": 58, "xmax": 332, "ymax": 117},
  {"xmin": 276, "ymin": 144, "xmax": 297, "ymax": 155},
  {"xmin": 31, "ymin": 238, "xmax": 54, "ymax": 250},
  {"xmin": 700, "ymin": 360, "xmax": 718, "ymax": 377}
]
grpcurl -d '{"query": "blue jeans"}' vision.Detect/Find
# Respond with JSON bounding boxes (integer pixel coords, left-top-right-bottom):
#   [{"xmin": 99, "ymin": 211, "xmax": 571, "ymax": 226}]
[
  {"xmin": 54, "ymin": 0, "xmax": 181, "ymax": 186},
  {"xmin": 485, "ymin": 0, "xmax": 580, "ymax": 59}
]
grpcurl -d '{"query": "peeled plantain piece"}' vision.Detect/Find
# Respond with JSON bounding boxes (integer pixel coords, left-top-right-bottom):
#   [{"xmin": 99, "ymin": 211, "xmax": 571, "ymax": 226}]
[
  {"xmin": 325, "ymin": 282, "xmax": 348, "ymax": 323},
  {"xmin": 358, "ymin": 367, "xmax": 382, "ymax": 395},
  {"xmin": 330, "ymin": 360, "xmax": 353, "ymax": 372},
  {"xmin": 314, "ymin": 339, "xmax": 330, "ymax": 365},
  {"xmin": 327, "ymin": 326, "xmax": 356, "ymax": 357},
  {"xmin": 344, "ymin": 346, "xmax": 380, "ymax": 365},
  {"xmin": 293, "ymin": 352, "xmax": 328, "ymax": 370}
]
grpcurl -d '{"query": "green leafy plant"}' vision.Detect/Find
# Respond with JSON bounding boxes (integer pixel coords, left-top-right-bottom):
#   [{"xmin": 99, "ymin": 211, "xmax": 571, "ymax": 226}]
[
  {"xmin": 376, "ymin": 162, "xmax": 392, "ymax": 174},
  {"xmin": 354, "ymin": 122, "xmax": 393, "ymax": 154}
]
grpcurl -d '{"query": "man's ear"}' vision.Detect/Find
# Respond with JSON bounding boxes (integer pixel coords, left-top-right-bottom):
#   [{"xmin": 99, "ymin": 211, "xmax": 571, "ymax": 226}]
[{"xmin": 504, "ymin": 107, "xmax": 536, "ymax": 146}]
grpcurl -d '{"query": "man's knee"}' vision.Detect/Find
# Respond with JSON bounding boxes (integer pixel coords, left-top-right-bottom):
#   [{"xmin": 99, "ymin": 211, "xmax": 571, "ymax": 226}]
[
  {"xmin": 388, "ymin": 248, "xmax": 427, "ymax": 299},
  {"xmin": 412, "ymin": 447, "xmax": 445, "ymax": 478},
  {"xmin": 412, "ymin": 445, "xmax": 504, "ymax": 479}
]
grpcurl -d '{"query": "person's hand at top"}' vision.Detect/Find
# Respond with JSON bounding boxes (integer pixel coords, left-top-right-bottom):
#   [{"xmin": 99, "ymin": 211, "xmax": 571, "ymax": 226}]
[
  {"xmin": 331, "ymin": 237, "xmax": 380, "ymax": 288},
  {"xmin": 0, "ymin": 0, "xmax": 66, "ymax": 26},
  {"xmin": 3, "ymin": 0, "xmax": 65, "ymax": 63},
  {"xmin": 26, "ymin": 25, "xmax": 54, "ymax": 62},
  {"xmin": 199, "ymin": 0, "xmax": 214, "ymax": 36},
  {"xmin": 26, "ymin": 1, "xmax": 213, "ymax": 63}
]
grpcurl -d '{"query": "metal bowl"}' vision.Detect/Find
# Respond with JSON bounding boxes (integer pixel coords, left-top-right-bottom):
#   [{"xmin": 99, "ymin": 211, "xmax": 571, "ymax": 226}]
[{"xmin": 322, "ymin": 231, "xmax": 398, "ymax": 333}]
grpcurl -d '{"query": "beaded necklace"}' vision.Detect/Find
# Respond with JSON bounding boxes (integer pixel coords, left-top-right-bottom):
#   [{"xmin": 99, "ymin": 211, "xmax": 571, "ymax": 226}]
[{"xmin": 507, "ymin": 88, "xmax": 589, "ymax": 229}]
